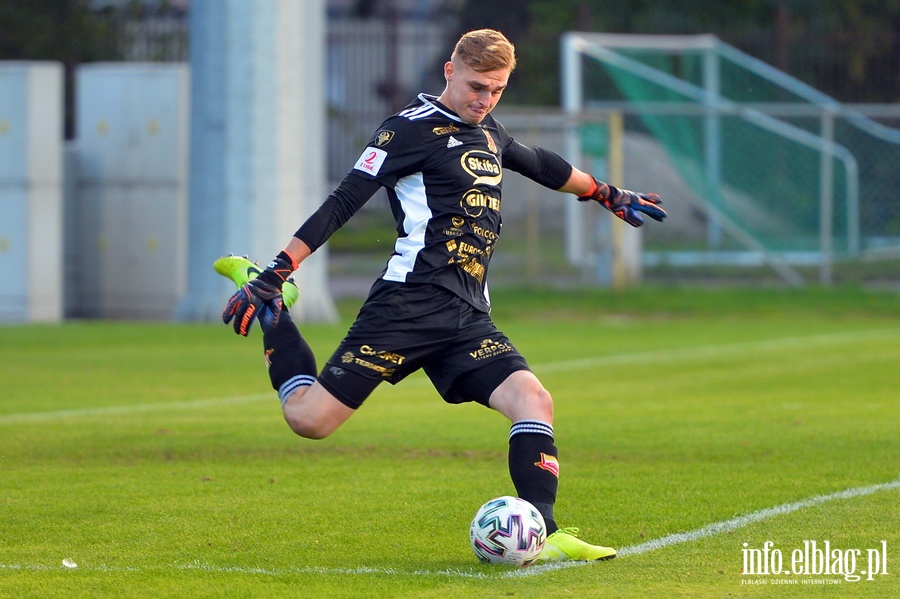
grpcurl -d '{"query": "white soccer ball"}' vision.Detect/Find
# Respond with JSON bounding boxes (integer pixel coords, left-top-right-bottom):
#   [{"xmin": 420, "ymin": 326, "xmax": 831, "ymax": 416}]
[{"xmin": 469, "ymin": 496, "xmax": 547, "ymax": 566}]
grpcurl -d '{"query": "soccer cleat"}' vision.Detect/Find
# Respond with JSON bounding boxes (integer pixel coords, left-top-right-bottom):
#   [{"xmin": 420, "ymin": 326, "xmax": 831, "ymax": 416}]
[
  {"xmin": 213, "ymin": 254, "xmax": 300, "ymax": 309},
  {"xmin": 539, "ymin": 527, "xmax": 617, "ymax": 562}
]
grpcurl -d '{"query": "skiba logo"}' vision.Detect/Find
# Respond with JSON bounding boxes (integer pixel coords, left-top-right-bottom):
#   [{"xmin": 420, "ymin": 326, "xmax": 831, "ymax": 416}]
[
  {"xmin": 742, "ymin": 540, "xmax": 889, "ymax": 584},
  {"xmin": 460, "ymin": 150, "xmax": 501, "ymax": 186}
]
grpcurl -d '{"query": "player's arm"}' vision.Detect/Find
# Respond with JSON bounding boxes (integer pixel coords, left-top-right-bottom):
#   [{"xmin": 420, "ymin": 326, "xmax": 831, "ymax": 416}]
[
  {"xmin": 555, "ymin": 166, "xmax": 596, "ymax": 196},
  {"xmin": 504, "ymin": 139, "xmax": 666, "ymax": 227},
  {"xmin": 563, "ymin": 165, "xmax": 666, "ymax": 227},
  {"xmin": 292, "ymin": 173, "xmax": 381, "ymax": 257},
  {"xmin": 222, "ymin": 173, "xmax": 380, "ymax": 335}
]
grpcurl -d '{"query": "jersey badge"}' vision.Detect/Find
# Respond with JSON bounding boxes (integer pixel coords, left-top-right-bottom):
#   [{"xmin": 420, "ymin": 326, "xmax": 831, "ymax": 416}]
[
  {"xmin": 482, "ymin": 127, "xmax": 498, "ymax": 153},
  {"xmin": 354, "ymin": 147, "xmax": 388, "ymax": 176},
  {"xmin": 374, "ymin": 130, "xmax": 395, "ymax": 147}
]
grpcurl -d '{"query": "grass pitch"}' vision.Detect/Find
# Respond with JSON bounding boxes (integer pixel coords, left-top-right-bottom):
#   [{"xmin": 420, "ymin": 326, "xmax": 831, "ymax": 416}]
[{"xmin": 1, "ymin": 286, "xmax": 897, "ymax": 598}]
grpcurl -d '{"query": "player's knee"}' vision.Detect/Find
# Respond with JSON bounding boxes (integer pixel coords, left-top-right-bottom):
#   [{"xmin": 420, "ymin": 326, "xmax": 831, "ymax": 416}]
[
  {"xmin": 509, "ymin": 386, "xmax": 553, "ymax": 423},
  {"xmin": 528, "ymin": 386, "xmax": 554, "ymax": 421},
  {"xmin": 514, "ymin": 373, "xmax": 553, "ymax": 411},
  {"xmin": 283, "ymin": 409, "xmax": 334, "ymax": 440},
  {"xmin": 491, "ymin": 372, "xmax": 554, "ymax": 422},
  {"xmin": 280, "ymin": 389, "xmax": 328, "ymax": 439},
  {"xmin": 281, "ymin": 384, "xmax": 353, "ymax": 440}
]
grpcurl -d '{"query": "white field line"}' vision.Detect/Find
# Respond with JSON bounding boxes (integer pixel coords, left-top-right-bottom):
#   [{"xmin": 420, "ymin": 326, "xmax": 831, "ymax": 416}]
[
  {"xmin": 2, "ymin": 327, "xmax": 896, "ymax": 426},
  {"xmin": 533, "ymin": 327, "xmax": 900, "ymax": 375},
  {"xmin": 0, "ymin": 394, "xmax": 273, "ymax": 425},
  {"xmin": 1, "ymin": 478, "xmax": 897, "ymax": 579}
]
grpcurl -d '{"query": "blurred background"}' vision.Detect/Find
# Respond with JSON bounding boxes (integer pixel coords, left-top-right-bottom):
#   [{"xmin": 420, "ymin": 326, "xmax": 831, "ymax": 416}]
[{"xmin": 1, "ymin": 0, "xmax": 898, "ymax": 323}]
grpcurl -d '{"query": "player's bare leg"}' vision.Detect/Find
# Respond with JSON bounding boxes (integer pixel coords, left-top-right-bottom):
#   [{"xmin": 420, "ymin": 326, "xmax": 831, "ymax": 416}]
[
  {"xmin": 215, "ymin": 255, "xmax": 347, "ymax": 438},
  {"xmin": 280, "ymin": 382, "xmax": 355, "ymax": 439},
  {"xmin": 488, "ymin": 370, "xmax": 553, "ymax": 424}
]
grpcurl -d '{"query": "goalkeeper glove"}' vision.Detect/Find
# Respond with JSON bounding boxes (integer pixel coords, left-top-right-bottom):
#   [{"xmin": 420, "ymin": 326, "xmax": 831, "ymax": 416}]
[
  {"xmin": 222, "ymin": 252, "xmax": 295, "ymax": 336},
  {"xmin": 578, "ymin": 177, "xmax": 666, "ymax": 227}
]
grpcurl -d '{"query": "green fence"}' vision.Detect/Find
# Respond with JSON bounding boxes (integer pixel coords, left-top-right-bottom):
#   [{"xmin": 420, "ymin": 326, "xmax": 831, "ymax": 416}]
[{"xmin": 562, "ymin": 33, "xmax": 900, "ymax": 285}]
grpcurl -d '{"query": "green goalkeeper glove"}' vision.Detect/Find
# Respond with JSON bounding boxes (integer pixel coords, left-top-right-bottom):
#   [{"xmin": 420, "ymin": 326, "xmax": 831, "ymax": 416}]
[{"xmin": 578, "ymin": 177, "xmax": 666, "ymax": 227}]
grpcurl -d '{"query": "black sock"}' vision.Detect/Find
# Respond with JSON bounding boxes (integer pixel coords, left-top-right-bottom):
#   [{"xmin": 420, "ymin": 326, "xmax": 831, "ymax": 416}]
[
  {"xmin": 508, "ymin": 420, "xmax": 559, "ymax": 534},
  {"xmin": 262, "ymin": 310, "xmax": 317, "ymax": 405}
]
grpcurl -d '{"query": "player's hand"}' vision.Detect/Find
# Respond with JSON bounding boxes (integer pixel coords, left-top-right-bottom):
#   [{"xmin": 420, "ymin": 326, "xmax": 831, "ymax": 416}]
[
  {"xmin": 222, "ymin": 254, "xmax": 293, "ymax": 336},
  {"xmin": 578, "ymin": 177, "xmax": 666, "ymax": 227}
]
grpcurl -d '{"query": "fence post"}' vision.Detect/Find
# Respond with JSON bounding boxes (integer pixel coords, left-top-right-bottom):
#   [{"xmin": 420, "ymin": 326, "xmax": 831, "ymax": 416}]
[{"xmin": 819, "ymin": 110, "xmax": 835, "ymax": 285}]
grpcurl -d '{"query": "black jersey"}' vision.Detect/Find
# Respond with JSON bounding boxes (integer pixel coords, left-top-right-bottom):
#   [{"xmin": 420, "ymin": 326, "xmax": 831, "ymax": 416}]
[{"xmin": 296, "ymin": 93, "xmax": 572, "ymax": 312}]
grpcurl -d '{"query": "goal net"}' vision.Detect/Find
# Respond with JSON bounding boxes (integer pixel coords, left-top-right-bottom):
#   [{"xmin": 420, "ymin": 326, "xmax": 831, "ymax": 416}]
[{"xmin": 561, "ymin": 33, "xmax": 900, "ymax": 285}]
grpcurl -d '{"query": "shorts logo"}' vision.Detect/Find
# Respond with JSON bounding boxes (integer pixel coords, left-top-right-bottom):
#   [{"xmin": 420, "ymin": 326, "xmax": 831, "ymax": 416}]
[
  {"xmin": 340, "ymin": 350, "xmax": 396, "ymax": 378},
  {"xmin": 469, "ymin": 338, "xmax": 514, "ymax": 360},
  {"xmin": 359, "ymin": 344, "xmax": 406, "ymax": 365},
  {"xmin": 354, "ymin": 147, "xmax": 388, "ymax": 176},
  {"xmin": 534, "ymin": 453, "xmax": 560, "ymax": 478}
]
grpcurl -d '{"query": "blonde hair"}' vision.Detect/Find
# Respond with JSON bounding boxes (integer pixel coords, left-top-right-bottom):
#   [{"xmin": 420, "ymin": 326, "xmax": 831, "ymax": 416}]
[{"xmin": 451, "ymin": 29, "xmax": 516, "ymax": 73}]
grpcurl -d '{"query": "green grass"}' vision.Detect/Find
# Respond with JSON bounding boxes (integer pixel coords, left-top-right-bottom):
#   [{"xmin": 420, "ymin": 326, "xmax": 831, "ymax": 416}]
[{"xmin": 1, "ymin": 286, "xmax": 898, "ymax": 598}]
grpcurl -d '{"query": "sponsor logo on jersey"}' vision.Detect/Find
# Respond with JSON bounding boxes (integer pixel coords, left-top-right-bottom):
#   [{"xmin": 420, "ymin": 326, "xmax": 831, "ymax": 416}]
[
  {"xmin": 374, "ymin": 129, "xmax": 395, "ymax": 147},
  {"xmin": 461, "ymin": 189, "xmax": 501, "ymax": 218},
  {"xmin": 354, "ymin": 147, "xmax": 388, "ymax": 176},
  {"xmin": 472, "ymin": 223, "xmax": 499, "ymax": 242},
  {"xmin": 433, "ymin": 124, "xmax": 460, "ymax": 136},
  {"xmin": 444, "ymin": 216, "xmax": 468, "ymax": 238},
  {"xmin": 458, "ymin": 241, "xmax": 488, "ymax": 257},
  {"xmin": 534, "ymin": 453, "xmax": 560, "ymax": 478},
  {"xmin": 446, "ymin": 135, "xmax": 463, "ymax": 148},
  {"xmin": 457, "ymin": 256, "xmax": 485, "ymax": 283},
  {"xmin": 461, "ymin": 150, "xmax": 502, "ymax": 186}
]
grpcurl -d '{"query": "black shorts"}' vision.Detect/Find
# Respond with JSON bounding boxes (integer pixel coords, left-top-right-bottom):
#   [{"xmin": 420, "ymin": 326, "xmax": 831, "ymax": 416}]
[{"xmin": 317, "ymin": 280, "xmax": 530, "ymax": 409}]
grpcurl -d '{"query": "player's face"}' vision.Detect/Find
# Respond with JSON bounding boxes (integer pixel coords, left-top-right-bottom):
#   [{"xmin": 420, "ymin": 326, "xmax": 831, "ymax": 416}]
[{"xmin": 439, "ymin": 59, "xmax": 510, "ymax": 125}]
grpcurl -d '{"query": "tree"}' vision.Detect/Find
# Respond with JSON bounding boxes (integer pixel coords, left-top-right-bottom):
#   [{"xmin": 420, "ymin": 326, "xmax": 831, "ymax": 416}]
[
  {"xmin": 0, "ymin": 0, "xmax": 120, "ymax": 137},
  {"xmin": 453, "ymin": 0, "xmax": 900, "ymax": 103}
]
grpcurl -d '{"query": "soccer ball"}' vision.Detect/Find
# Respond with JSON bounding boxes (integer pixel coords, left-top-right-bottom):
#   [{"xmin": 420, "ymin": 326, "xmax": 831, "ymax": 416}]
[{"xmin": 469, "ymin": 496, "xmax": 547, "ymax": 566}]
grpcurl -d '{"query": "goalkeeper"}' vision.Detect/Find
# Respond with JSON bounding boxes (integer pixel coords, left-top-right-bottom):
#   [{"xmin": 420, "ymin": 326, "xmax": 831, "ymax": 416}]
[{"xmin": 216, "ymin": 28, "xmax": 665, "ymax": 562}]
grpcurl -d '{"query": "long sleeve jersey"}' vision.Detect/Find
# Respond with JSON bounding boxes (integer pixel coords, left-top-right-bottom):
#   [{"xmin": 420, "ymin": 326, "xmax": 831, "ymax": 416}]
[{"xmin": 295, "ymin": 93, "xmax": 573, "ymax": 312}]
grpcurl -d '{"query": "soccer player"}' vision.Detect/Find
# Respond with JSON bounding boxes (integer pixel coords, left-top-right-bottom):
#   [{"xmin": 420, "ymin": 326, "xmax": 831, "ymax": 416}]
[{"xmin": 217, "ymin": 28, "xmax": 665, "ymax": 562}]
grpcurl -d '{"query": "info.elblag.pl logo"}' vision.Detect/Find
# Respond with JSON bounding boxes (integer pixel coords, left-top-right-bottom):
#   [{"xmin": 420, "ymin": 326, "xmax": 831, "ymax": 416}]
[{"xmin": 741, "ymin": 540, "xmax": 889, "ymax": 585}]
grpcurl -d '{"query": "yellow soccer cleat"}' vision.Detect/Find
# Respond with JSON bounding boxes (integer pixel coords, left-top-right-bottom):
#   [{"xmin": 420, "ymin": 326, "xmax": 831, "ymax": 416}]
[
  {"xmin": 213, "ymin": 254, "xmax": 300, "ymax": 309},
  {"xmin": 539, "ymin": 527, "xmax": 617, "ymax": 562}
]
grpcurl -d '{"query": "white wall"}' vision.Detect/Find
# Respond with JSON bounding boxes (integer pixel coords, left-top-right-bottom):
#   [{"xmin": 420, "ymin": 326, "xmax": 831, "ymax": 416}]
[{"xmin": 0, "ymin": 62, "xmax": 64, "ymax": 322}]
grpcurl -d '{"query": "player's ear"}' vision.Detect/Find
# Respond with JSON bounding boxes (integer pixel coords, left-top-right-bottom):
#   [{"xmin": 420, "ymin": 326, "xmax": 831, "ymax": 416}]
[{"xmin": 444, "ymin": 61, "xmax": 454, "ymax": 82}]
